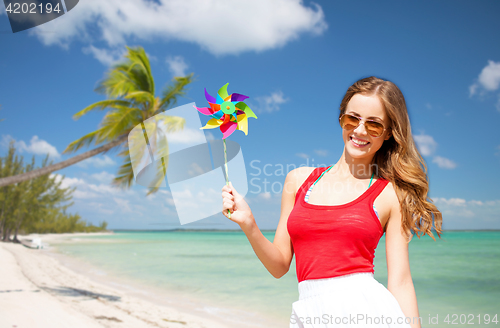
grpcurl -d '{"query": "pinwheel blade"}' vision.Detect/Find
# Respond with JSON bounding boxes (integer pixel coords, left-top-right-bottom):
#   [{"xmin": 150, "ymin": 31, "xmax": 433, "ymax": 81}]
[
  {"xmin": 218, "ymin": 83, "xmax": 229, "ymax": 100},
  {"xmin": 205, "ymin": 88, "xmax": 216, "ymax": 103},
  {"xmin": 220, "ymin": 120, "xmax": 237, "ymax": 139},
  {"xmin": 236, "ymin": 113, "xmax": 248, "ymax": 135},
  {"xmin": 200, "ymin": 118, "xmax": 223, "ymax": 130},
  {"xmin": 194, "ymin": 106, "xmax": 215, "ymax": 116},
  {"xmin": 210, "ymin": 110, "xmax": 224, "ymax": 120},
  {"xmin": 216, "ymin": 93, "xmax": 224, "ymax": 105},
  {"xmin": 235, "ymin": 102, "xmax": 257, "ymax": 119},
  {"xmin": 209, "ymin": 102, "xmax": 221, "ymax": 113},
  {"xmin": 231, "ymin": 93, "xmax": 249, "ymax": 102}
]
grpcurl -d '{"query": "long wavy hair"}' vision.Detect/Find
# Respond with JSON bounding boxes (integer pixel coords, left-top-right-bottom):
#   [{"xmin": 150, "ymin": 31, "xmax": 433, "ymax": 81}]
[{"xmin": 339, "ymin": 76, "xmax": 442, "ymax": 241}]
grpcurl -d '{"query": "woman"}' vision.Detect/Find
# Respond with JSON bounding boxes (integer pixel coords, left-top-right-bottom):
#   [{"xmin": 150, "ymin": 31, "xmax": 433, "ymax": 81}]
[{"xmin": 221, "ymin": 76, "xmax": 442, "ymax": 328}]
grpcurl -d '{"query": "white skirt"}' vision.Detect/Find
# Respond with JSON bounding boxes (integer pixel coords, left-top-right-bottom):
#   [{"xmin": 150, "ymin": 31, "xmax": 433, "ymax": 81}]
[{"xmin": 290, "ymin": 272, "xmax": 413, "ymax": 328}]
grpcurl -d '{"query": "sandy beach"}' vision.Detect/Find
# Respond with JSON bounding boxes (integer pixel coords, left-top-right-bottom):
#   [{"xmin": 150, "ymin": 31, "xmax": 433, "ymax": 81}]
[{"xmin": 0, "ymin": 233, "xmax": 233, "ymax": 328}]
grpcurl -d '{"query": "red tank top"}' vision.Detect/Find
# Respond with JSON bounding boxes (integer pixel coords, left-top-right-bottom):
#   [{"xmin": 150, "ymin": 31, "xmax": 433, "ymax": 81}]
[{"xmin": 287, "ymin": 166, "xmax": 389, "ymax": 283}]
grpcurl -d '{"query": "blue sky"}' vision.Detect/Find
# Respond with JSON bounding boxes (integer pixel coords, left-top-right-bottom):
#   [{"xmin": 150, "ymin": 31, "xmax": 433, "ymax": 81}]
[{"xmin": 1, "ymin": 1, "xmax": 499, "ymax": 230}]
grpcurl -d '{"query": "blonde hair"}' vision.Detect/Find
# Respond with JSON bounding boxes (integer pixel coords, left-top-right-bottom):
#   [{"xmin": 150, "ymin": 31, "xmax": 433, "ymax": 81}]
[{"xmin": 339, "ymin": 76, "xmax": 442, "ymax": 241}]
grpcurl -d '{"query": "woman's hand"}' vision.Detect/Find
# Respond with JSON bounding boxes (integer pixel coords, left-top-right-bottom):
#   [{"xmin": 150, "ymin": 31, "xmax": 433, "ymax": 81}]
[{"xmin": 221, "ymin": 181, "xmax": 254, "ymax": 227}]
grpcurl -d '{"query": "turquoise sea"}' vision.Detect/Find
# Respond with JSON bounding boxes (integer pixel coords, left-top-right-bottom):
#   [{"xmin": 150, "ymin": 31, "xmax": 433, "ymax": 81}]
[{"xmin": 51, "ymin": 231, "xmax": 500, "ymax": 328}]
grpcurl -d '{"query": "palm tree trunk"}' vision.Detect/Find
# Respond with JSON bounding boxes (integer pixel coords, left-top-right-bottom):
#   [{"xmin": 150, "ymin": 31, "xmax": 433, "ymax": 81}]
[
  {"xmin": 2, "ymin": 226, "xmax": 11, "ymax": 242},
  {"xmin": 13, "ymin": 212, "xmax": 25, "ymax": 243},
  {"xmin": 0, "ymin": 135, "xmax": 127, "ymax": 188}
]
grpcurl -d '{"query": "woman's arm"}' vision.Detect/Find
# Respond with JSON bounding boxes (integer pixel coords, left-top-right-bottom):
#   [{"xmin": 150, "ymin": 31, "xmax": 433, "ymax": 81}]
[
  {"xmin": 385, "ymin": 188, "xmax": 421, "ymax": 328},
  {"xmin": 221, "ymin": 168, "xmax": 307, "ymax": 278}
]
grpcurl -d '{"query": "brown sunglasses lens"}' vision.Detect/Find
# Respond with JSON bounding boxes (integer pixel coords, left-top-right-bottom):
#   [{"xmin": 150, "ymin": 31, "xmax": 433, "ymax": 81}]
[
  {"xmin": 365, "ymin": 121, "xmax": 385, "ymax": 137},
  {"xmin": 340, "ymin": 114, "xmax": 360, "ymax": 130},
  {"xmin": 340, "ymin": 114, "xmax": 385, "ymax": 137}
]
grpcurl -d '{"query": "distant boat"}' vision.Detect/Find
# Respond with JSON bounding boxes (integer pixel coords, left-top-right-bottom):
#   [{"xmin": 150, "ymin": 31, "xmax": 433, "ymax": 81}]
[{"xmin": 21, "ymin": 238, "xmax": 45, "ymax": 249}]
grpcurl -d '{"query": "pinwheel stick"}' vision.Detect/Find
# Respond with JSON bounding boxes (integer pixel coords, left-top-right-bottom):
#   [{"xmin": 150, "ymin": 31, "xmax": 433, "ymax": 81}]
[{"xmin": 223, "ymin": 138, "xmax": 231, "ymax": 218}]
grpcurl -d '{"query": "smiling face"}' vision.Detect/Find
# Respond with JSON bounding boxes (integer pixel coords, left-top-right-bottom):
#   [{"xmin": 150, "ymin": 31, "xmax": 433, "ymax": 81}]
[{"xmin": 341, "ymin": 93, "xmax": 392, "ymax": 161}]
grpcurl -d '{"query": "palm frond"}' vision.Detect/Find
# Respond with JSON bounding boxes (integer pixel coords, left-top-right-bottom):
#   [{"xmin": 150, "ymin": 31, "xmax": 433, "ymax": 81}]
[
  {"xmin": 63, "ymin": 128, "xmax": 105, "ymax": 154},
  {"xmin": 163, "ymin": 116, "xmax": 186, "ymax": 133},
  {"xmin": 112, "ymin": 154, "xmax": 135, "ymax": 189},
  {"xmin": 96, "ymin": 107, "xmax": 143, "ymax": 144},
  {"xmin": 94, "ymin": 47, "xmax": 154, "ymax": 98},
  {"xmin": 95, "ymin": 64, "xmax": 138, "ymax": 98},
  {"xmin": 72, "ymin": 99, "xmax": 131, "ymax": 120},
  {"xmin": 145, "ymin": 159, "xmax": 169, "ymax": 196},
  {"xmin": 124, "ymin": 91, "xmax": 155, "ymax": 106},
  {"xmin": 157, "ymin": 73, "xmax": 196, "ymax": 114},
  {"xmin": 124, "ymin": 46, "xmax": 155, "ymax": 95}
]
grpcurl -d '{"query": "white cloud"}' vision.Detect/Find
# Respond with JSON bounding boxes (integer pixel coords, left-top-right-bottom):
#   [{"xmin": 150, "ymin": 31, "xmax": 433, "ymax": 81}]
[
  {"xmin": 56, "ymin": 175, "xmax": 86, "ymax": 189},
  {"xmin": 469, "ymin": 60, "xmax": 500, "ymax": 112},
  {"xmin": 166, "ymin": 56, "xmax": 188, "ymax": 77},
  {"xmin": 82, "ymin": 45, "xmax": 126, "ymax": 66},
  {"xmin": 30, "ymin": 0, "xmax": 327, "ymax": 56},
  {"xmin": 73, "ymin": 190, "xmax": 100, "ymax": 199},
  {"xmin": 470, "ymin": 60, "xmax": 500, "ymax": 94},
  {"xmin": 432, "ymin": 156, "xmax": 457, "ymax": 169},
  {"xmin": 258, "ymin": 192, "xmax": 271, "ymax": 200},
  {"xmin": 86, "ymin": 202, "xmax": 115, "ymax": 215},
  {"xmin": 414, "ymin": 133, "xmax": 437, "ymax": 156},
  {"xmin": 187, "ymin": 163, "xmax": 205, "ymax": 177},
  {"xmin": 204, "ymin": 131, "xmax": 216, "ymax": 141},
  {"xmin": 296, "ymin": 153, "xmax": 309, "ymax": 159},
  {"xmin": 50, "ymin": 173, "xmax": 134, "ymax": 199},
  {"xmin": 314, "ymin": 149, "xmax": 328, "ymax": 157},
  {"xmin": 433, "ymin": 197, "xmax": 467, "ymax": 207},
  {"xmin": 469, "ymin": 84, "xmax": 478, "ymax": 97},
  {"xmin": 113, "ymin": 197, "xmax": 132, "ymax": 212},
  {"xmin": 76, "ymin": 155, "xmax": 116, "ymax": 168},
  {"xmin": 46, "ymin": 174, "xmax": 179, "ymax": 228},
  {"xmin": 91, "ymin": 171, "xmax": 115, "ymax": 184},
  {"xmin": 165, "ymin": 127, "xmax": 207, "ymax": 144},
  {"xmin": 1, "ymin": 135, "xmax": 60, "ymax": 158},
  {"xmin": 413, "ymin": 133, "xmax": 457, "ymax": 169},
  {"xmin": 431, "ymin": 197, "xmax": 500, "ymax": 228},
  {"xmin": 255, "ymin": 91, "xmax": 289, "ymax": 113}
]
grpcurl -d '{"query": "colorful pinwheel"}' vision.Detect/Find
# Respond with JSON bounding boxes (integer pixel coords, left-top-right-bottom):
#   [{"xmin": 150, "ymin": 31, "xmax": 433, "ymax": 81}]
[
  {"xmin": 195, "ymin": 83, "xmax": 257, "ymax": 139},
  {"xmin": 195, "ymin": 83, "xmax": 257, "ymax": 218}
]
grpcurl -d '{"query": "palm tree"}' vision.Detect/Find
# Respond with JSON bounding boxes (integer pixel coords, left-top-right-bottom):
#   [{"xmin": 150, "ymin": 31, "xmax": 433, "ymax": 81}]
[{"xmin": 0, "ymin": 46, "xmax": 195, "ymax": 192}]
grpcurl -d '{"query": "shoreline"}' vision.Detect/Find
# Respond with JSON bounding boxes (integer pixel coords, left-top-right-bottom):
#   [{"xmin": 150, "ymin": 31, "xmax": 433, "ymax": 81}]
[{"xmin": 0, "ymin": 232, "xmax": 282, "ymax": 328}]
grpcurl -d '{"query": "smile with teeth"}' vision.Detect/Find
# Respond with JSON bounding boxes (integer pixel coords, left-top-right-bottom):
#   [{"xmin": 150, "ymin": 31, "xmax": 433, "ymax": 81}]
[{"xmin": 350, "ymin": 136, "xmax": 370, "ymax": 147}]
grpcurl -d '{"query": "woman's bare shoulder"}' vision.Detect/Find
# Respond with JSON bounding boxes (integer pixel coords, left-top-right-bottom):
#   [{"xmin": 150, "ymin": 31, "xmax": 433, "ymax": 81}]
[
  {"xmin": 285, "ymin": 167, "xmax": 317, "ymax": 194},
  {"xmin": 380, "ymin": 180, "xmax": 400, "ymax": 205}
]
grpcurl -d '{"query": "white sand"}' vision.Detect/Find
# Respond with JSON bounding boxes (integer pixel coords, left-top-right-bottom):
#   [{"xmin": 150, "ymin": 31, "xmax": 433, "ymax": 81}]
[{"xmin": 0, "ymin": 233, "xmax": 232, "ymax": 328}]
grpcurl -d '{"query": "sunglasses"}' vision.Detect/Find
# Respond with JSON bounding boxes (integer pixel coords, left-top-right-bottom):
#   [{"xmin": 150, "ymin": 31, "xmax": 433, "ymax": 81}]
[{"xmin": 339, "ymin": 113, "xmax": 388, "ymax": 138}]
